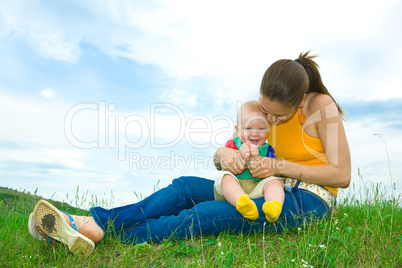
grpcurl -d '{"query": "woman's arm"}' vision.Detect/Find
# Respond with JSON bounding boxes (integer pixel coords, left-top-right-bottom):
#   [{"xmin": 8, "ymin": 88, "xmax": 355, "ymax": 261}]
[{"xmin": 249, "ymin": 94, "xmax": 351, "ymax": 188}]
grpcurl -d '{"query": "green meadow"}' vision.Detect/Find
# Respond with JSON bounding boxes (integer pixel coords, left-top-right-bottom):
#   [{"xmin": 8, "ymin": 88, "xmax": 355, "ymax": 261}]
[{"xmin": 0, "ymin": 181, "xmax": 401, "ymax": 267}]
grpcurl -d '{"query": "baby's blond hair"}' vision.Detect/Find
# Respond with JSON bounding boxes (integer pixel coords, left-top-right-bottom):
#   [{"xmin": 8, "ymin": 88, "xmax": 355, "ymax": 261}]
[{"xmin": 237, "ymin": 100, "xmax": 266, "ymax": 126}]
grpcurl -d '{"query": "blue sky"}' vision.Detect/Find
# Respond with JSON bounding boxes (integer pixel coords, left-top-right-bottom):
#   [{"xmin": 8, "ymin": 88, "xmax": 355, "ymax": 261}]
[{"xmin": 0, "ymin": 0, "xmax": 401, "ymax": 207}]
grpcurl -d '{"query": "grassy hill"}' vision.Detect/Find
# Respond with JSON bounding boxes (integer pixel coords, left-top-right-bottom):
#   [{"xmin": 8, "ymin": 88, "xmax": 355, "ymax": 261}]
[
  {"xmin": 0, "ymin": 186, "xmax": 401, "ymax": 267},
  {"xmin": 0, "ymin": 186, "xmax": 86, "ymax": 215}
]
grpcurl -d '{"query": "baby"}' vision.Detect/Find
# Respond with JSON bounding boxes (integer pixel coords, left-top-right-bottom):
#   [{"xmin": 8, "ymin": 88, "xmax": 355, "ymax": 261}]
[{"xmin": 214, "ymin": 100, "xmax": 284, "ymax": 222}]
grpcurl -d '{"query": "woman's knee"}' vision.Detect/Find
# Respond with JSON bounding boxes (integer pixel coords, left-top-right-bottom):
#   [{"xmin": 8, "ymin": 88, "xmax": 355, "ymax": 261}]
[
  {"xmin": 172, "ymin": 176, "xmax": 196, "ymax": 187},
  {"xmin": 171, "ymin": 176, "xmax": 202, "ymax": 193},
  {"xmin": 172, "ymin": 176, "xmax": 214, "ymax": 200}
]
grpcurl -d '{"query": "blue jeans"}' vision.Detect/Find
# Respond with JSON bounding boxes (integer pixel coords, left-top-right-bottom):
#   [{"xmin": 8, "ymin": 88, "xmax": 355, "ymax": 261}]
[{"xmin": 90, "ymin": 176, "xmax": 332, "ymax": 244}]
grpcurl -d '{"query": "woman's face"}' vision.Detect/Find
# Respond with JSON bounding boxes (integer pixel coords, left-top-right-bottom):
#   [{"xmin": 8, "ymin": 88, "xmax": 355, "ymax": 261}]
[{"xmin": 259, "ymin": 96, "xmax": 298, "ymax": 125}]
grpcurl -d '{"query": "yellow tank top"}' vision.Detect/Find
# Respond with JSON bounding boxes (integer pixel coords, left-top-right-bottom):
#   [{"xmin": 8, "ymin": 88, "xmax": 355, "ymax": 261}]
[{"xmin": 268, "ymin": 109, "xmax": 338, "ymax": 196}]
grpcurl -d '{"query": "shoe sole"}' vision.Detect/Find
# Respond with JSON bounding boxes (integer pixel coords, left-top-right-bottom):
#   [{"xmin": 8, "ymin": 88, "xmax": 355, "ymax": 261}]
[
  {"xmin": 28, "ymin": 213, "xmax": 47, "ymax": 241},
  {"xmin": 33, "ymin": 200, "xmax": 95, "ymax": 257}
]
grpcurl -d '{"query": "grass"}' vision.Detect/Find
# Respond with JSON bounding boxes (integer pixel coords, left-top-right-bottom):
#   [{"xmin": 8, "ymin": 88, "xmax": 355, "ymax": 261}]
[{"xmin": 0, "ymin": 184, "xmax": 401, "ymax": 267}]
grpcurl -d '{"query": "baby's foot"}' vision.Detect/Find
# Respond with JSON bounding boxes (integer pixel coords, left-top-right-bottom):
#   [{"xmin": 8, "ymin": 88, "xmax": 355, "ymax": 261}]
[
  {"xmin": 236, "ymin": 194, "xmax": 259, "ymax": 220},
  {"xmin": 262, "ymin": 200, "xmax": 282, "ymax": 223}
]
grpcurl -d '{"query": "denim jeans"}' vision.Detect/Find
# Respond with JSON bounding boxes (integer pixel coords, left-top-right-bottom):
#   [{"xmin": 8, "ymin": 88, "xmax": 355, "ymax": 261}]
[{"xmin": 90, "ymin": 176, "xmax": 332, "ymax": 244}]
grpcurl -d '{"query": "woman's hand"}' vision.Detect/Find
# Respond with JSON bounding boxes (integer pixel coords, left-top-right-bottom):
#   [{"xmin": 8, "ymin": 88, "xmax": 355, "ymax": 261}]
[
  {"xmin": 248, "ymin": 156, "xmax": 278, "ymax": 178},
  {"xmin": 214, "ymin": 147, "xmax": 247, "ymax": 175}
]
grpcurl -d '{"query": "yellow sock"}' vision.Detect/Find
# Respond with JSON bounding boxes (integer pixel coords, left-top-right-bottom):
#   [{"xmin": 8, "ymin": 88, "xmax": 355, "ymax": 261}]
[
  {"xmin": 262, "ymin": 200, "xmax": 283, "ymax": 223},
  {"xmin": 236, "ymin": 194, "xmax": 259, "ymax": 220}
]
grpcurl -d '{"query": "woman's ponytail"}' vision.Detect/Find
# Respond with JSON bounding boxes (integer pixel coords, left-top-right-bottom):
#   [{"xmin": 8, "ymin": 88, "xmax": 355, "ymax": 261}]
[{"xmin": 296, "ymin": 51, "xmax": 345, "ymax": 119}]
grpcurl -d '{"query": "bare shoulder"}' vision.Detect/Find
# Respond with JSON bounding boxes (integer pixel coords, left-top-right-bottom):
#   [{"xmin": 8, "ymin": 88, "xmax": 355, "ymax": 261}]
[
  {"xmin": 306, "ymin": 92, "xmax": 341, "ymax": 123},
  {"xmin": 306, "ymin": 92, "xmax": 334, "ymax": 109}
]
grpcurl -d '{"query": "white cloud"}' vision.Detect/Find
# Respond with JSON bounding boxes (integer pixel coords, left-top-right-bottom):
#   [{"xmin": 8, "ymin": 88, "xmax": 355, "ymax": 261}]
[
  {"xmin": 0, "ymin": 89, "xmax": 233, "ymax": 167},
  {"xmin": 0, "ymin": 147, "xmax": 83, "ymax": 169},
  {"xmin": 160, "ymin": 88, "xmax": 198, "ymax": 108},
  {"xmin": 0, "ymin": 1, "xmax": 81, "ymax": 62},
  {"xmin": 369, "ymin": 79, "xmax": 402, "ymax": 101},
  {"xmin": 1, "ymin": 0, "xmax": 401, "ymax": 103},
  {"xmin": 40, "ymin": 88, "xmax": 56, "ymax": 99},
  {"xmin": 29, "ymin": 30, "xmax": 81, "ymax": 62},
  {"xmin": 0, "ymin": 90, "xmax": 68, "ymax": 146},
  {"xmin": 82, "ymin": 0, "xmax": 402, "ymax": 105}
]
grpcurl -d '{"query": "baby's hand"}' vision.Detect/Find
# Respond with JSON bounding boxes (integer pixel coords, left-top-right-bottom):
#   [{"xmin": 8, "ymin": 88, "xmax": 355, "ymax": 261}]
[
  {"xmin": 248, "ymin": 143, "xmax": 259, "ymax": 160},
  {"xmin": 238, "ymin": 143, "xmax": 251, "ymax": 161}
]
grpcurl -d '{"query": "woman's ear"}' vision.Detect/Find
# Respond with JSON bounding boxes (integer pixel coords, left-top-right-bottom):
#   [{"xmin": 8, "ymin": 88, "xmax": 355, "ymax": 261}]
[{"xmin": 300, "ymin": 94, "xmax": 307, "ymax": 108}]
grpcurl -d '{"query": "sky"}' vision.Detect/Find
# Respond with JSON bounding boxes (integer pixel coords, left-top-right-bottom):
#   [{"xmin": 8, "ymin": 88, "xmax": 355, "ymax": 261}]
[{"xmin": 0, "ymin": 0, "xmax": 401, "ymax": 208}]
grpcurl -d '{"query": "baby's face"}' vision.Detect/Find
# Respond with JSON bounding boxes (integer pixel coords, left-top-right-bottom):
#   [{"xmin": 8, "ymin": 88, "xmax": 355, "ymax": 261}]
[{"xmin": 238, "ymin": 112, "xmax": 270, "ymax": 146}]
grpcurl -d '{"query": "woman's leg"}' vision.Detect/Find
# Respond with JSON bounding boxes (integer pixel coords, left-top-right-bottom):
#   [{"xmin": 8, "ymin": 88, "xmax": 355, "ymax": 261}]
[
  {"xmin": 36, "ymin": 213, "xmax": 104, "ymax": 243},
  {"xmin": 90, "ymin": 176, "xmax": 215, "ymax": 238},
  {"xmin": 274, "ymin": 187, "xmax": 332, "ymax": 231},
  {"xmin": 37, "ymin": 181, "xmax": 330, "ymax": 245},
  {"xmin": 36, "ymin": 176, "xmax": 214, "ymax": 243},
  {"xmin": 115, "ymin": 186, "xmax": 332, "ymax": 244}
]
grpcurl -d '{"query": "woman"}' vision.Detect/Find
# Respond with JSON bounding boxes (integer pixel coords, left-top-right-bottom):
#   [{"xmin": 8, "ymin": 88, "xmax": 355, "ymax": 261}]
[{"xmin": 30, "ymin": 51, "xmax": 351, "ymax": 256}]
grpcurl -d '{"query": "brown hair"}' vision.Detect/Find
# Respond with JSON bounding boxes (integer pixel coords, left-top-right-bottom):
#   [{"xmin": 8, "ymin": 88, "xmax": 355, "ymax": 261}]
[{"xmin": 260, "ymin": 51, "xmax": 345, "ymax": 118}]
